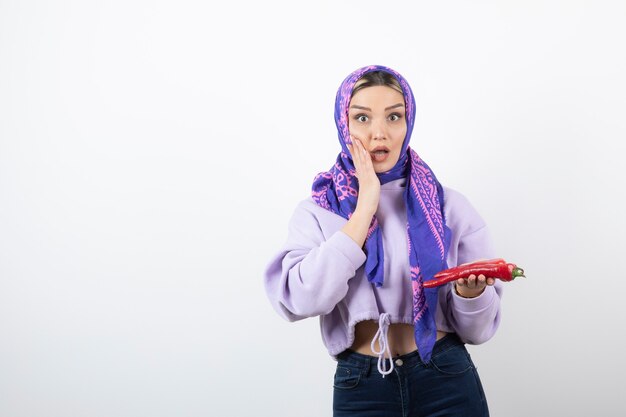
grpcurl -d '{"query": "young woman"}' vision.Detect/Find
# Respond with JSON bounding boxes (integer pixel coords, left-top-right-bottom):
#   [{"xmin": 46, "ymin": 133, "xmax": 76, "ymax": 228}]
[{"xmin": 264, "ymin": 65, "xmax": 502, "ymax": 416}]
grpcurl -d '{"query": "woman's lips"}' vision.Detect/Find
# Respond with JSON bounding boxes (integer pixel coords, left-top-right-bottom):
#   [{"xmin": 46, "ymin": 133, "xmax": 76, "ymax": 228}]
[{"xmin": 371, "ymin": 150, "xmax": 389, "ymax": 162}]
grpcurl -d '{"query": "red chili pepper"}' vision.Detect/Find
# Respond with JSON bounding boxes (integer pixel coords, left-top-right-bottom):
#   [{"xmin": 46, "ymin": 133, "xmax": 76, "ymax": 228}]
[
  {"xmin": 430, "ymin": 258, "xmax": 506, "ymax": 280},
  {"xmin": 423, "ymin": 259, "xmax": 525, "ymax": 288}
]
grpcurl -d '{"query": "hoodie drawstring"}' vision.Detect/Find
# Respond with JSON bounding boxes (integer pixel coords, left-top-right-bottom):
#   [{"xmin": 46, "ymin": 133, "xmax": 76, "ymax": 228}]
[{"xmin": 370, "ymin": 313, "xmax": 394, "ymax": 377}]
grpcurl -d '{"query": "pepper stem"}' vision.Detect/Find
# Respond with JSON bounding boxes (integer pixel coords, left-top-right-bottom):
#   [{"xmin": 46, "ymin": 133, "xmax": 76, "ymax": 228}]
[{"xmin": 512, "ymin": 267, "xmax": 525, "ymax": 279}]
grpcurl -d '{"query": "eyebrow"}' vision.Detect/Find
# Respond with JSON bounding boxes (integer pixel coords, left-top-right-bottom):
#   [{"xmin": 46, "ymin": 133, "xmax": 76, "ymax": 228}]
[{"xmin": 349, "ymin": 103, "xmax": 405, "ymax": 111}]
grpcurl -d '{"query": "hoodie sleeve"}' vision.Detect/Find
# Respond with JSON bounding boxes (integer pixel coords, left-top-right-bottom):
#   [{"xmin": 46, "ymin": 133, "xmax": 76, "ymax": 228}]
[
  {"xmin": 440, "ymin": 189, "xmax": 503, "ymax": 344},
  {"xmin": 263, "ymin": 201, "xmax": 367, "ymax": 321}
]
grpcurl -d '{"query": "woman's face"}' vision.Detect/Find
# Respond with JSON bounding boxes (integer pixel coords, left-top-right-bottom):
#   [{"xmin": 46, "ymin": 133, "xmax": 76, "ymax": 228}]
[{"xmin": 348, "ymin": 85, "xmax": 407, "ymax": 173}]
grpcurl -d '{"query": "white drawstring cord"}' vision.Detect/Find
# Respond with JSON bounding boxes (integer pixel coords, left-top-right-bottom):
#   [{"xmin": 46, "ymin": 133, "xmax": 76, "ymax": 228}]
[{"xmin": 370, "ymin": 313, "xmax": 394, "ymax": 377}]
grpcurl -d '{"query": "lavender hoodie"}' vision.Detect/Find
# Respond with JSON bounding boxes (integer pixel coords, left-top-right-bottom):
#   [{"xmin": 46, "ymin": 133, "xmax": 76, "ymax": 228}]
[{"xmin": 264, "ymin": 178, "xmax": 502, "ymax": 358}]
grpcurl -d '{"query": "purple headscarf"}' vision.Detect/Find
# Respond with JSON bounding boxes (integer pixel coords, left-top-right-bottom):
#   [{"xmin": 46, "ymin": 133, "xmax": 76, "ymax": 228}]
[{"xmin": 311, "ymin": 65, "xmax": 452, "ymax": 363}]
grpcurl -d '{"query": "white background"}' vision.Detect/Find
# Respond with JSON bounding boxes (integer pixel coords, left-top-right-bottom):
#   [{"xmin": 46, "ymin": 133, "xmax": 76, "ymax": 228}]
[{"xmin": 1, "ymin": 1, "xmax": 625, "ymax": 416}]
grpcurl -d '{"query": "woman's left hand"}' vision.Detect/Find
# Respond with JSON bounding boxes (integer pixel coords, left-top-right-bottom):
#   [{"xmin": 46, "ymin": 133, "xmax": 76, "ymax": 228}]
[{"xmin": 454, "ymin": 274, "xmax": 496, "ymax": 298}]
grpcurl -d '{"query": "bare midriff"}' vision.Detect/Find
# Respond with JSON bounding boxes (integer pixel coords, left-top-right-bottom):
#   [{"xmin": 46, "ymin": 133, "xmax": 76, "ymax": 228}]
[{"xmin": 351, "ymin": 320, "xmax": 448, "ymax": 357}]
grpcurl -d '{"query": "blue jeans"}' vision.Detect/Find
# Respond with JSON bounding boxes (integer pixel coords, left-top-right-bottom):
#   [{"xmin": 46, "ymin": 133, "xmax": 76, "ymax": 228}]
[{"xmin": 333, "ymin": 333, "xmax": 489, "ymax": 417}]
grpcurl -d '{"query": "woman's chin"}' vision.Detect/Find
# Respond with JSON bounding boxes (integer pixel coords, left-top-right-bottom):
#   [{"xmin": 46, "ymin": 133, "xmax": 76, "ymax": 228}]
[
  {"xmin": 372, "ymin": 158, "xmax": 399, "ymax": 174},
  {"xmin": 373, "ymin": 163, "xmax": 392, "ymax": 174}
]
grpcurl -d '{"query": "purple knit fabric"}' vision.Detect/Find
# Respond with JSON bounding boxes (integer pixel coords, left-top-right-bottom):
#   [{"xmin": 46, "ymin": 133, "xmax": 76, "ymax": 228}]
[{"xmin": 311, "ymin": 65, "xmax": 452, "ymax": 363}]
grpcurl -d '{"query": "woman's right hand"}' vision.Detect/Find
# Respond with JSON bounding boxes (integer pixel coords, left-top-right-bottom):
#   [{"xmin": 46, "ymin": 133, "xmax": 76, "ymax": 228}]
[{"xmin": 347, "ymin": 135, "xmax": 380, "ymax": 216}]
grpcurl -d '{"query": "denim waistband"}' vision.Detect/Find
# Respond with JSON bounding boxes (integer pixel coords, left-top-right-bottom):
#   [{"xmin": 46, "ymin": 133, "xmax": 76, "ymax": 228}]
[{"xmin": 336, "ymin": 332, "xmax": 464, "ymax": 374}]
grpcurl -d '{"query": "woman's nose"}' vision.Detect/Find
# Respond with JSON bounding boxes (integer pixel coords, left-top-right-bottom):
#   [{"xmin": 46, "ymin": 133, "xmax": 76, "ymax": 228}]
[{"xmin": 371, "ymin": 120, "xmax": 386, "ymax": 140}]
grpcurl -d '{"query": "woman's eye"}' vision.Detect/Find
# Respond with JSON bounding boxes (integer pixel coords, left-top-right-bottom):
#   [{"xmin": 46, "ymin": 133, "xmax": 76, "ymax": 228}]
[
  {"xmin": 389, "ymin": 113, "xmax": 402, "ymax": 122},
  {"xmin": 356, "ymin": 115, "xmax": 368, "ymax": 123}
]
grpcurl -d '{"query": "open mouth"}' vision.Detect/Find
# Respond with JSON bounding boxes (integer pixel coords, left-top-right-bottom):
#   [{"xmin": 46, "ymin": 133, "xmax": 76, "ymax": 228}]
[{"xmin": 370, "ymin": 149, "xmax": 390, "ymax": 162}]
